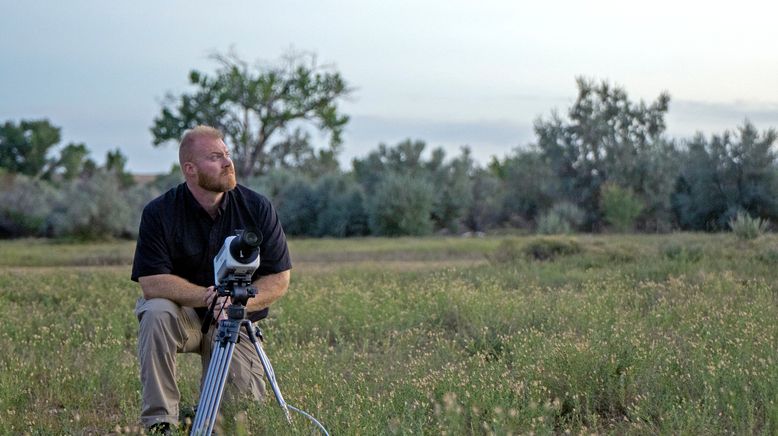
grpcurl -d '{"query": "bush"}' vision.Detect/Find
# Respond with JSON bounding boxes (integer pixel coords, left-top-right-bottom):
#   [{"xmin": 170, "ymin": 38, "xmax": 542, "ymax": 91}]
[
  {"xmin": 536, "ymin": 212, "xmax": 571, "ymax": 235},
  {"xmin": 601, "ymin": 183, "xmax": 644, "ymax": 232},
  {"xmin": 728, "ymin": 211, "xmax": 769, "ymax": 240},
  {"xmin": 661, "ymin": 243, "xmax": 704, "ymax": 263},
  {"xmin": 0, "ymin": 174, "xmax": 60, "ymax": 237},
  {"xmin": 368, "ymin": 172, "xmax": 434, "ymax": 236},
  {"xmin": 537, "ymin": 202, "xmax": 585, "ymax": 234},
  {"xmin": 523, "ymin": 237, "xmax": 582, "ymax": 261},
  {"xmin": 274, "ymin": 177, "xmax": 318, "ymax": 236},
  {"xmin": 247, "ymin": 171, "xmax": 369, "ymax": 237},
  {"xmin": 48, "ymin": 171, "xmax": 149, "ymax": 239},
  {"xmin": 757, "ymin": 248, "xmax": 778, "ymax": 264},
  {"xmin": 488, "ymin": 238, "xmax": 523, "ymax": 263},
  {"xmin": 313, "ymin": 174, "xmax": 368, "ymax": 237}
]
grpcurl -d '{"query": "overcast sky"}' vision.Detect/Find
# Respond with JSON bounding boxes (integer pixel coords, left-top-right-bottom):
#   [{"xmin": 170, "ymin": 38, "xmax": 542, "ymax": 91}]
[{"xmin": 2, "ymin": 0, "xmax": 777, "ymax": 173}]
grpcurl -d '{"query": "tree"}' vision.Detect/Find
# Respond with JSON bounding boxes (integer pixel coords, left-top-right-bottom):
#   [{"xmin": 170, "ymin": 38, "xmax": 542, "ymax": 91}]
[
  {"xmin": 429, "ymin": 147, "xmax": 475, "ymax": 233},
  {"xmin": 493, "ymin": 148, "xmax": 559, "ymax": 227},
  {"xmin": 50, "ymin": 143, "xmax": 94, "ymax": 181},
  {"xmin": 151, "ymin": 50, "xmax": 351, "ymax": 178},
  {"xmin": 267, "ymin": 128, "xmax": 340, "ymax": 177},
  {"xmin": 673, "ymin": 121, "xmax": 778, "ymax": 230},
  {"xmin": 534, "ymin": 78, "xmax": 672, "ymax": 229},
  {"xmin": 0, "ymin": 119, "xmax": 61, "ymax": 177},
  {"xmin": 104, "ymin": 148, "xmax": 134, "ymax": 187},
  {"xmin": 352, "ymin": 139, "xmax": 430, "ymax": 193},
  {"xmin": 465, "ymin": 167, "xmax": 502, "ymax": 231},
  {"xmin": 600, "ymin": 182, "xmax": 644, "ymax": 232}
]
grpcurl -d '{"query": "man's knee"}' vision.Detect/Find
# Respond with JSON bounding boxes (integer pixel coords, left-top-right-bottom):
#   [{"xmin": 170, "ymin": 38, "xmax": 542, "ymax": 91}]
[
  {"xmin": 136, "ymin": 298, "xmax": 186, "ymax": 347},
  {"xmin": 137, "ymin": 298, "xmax": 180, "ymax": 323}
]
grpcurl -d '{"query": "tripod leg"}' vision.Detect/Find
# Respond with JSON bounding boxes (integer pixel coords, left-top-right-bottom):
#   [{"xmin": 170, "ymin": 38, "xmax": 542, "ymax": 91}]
[
  {"xmin": 191, "ymin": 341, "xmax": 236, "ymax": 436},
  {"xmin": 205, "ymin": 343, "xmax": 235, "ymax": 435},
  {"xmin": 243, "ymin": 321, "xmax": 293, "ymax": 424},
  {"xmin": 194, "ymin": 344, "xmax": 224, "ymax": 427}
]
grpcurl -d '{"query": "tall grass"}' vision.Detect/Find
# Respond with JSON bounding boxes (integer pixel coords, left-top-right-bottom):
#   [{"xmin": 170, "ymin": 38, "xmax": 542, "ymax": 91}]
[
  {"xmin": 729, "ymin": 211, "xmax": 770, "ymax": 240},
  {"xmin": 1, "ymin": 234, "xmax": 777, "ymax": 434}
]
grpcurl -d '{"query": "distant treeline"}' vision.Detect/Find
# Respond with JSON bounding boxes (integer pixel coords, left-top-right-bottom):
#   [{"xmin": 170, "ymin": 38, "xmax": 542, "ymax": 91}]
[{"xmin": 2, "ymin": 79, "xmax": 777, "ymax": 239}]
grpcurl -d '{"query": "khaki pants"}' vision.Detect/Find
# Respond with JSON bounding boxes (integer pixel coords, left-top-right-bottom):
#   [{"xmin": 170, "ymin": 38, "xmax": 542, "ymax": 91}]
[{"xmin": 135, "ymin": 298, "xmax": 266, "ymax": 428}]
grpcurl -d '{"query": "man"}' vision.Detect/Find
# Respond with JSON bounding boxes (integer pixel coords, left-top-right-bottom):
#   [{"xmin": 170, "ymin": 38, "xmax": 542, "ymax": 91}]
[{"xmin": 131, "ymin": 125, "xmax": 292, "ymax": 432}]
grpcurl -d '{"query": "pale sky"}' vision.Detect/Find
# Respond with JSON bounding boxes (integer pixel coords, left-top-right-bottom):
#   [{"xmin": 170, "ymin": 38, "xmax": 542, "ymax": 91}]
[{"xmin": 2, "ymin": 0, "xmax": 777, "ymax": 173}]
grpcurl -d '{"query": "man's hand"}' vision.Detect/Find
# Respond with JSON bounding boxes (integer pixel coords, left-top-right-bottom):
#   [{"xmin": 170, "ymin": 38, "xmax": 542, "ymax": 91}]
[{"xmin": 204, "ymin": 286, "xmax": 230, "ymax": 321}]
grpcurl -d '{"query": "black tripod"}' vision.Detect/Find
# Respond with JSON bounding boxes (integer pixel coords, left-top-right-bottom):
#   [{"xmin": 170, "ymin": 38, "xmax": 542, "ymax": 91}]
[{"xmin": 190, "ymin": 281, "xmax": 293, "ymax": 436}]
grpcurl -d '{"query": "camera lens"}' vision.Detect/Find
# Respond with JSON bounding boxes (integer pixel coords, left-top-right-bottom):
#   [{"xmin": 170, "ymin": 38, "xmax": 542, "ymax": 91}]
[
  {"xmin": 229, "ymin": 228, "xmax": 262, "ymax": 263},
  {"xmin": 243, "ymin": 230, "xmax": 260, "ymax": 247}
]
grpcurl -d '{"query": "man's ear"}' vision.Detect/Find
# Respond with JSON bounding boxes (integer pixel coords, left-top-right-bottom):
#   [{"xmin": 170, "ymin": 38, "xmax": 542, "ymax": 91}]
[{"xmin": 182, "ymin": 162, "xmax": 197, "ymax": 177}]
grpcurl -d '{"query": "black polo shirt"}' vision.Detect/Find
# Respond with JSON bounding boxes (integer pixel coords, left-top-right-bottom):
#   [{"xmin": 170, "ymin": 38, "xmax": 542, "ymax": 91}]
[{"xmin": 131, "ymin": 183, "xmax": 292, "ymax": 322}]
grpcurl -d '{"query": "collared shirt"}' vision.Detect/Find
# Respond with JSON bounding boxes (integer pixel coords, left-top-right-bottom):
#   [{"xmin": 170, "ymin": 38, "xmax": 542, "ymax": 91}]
[{"xmin": 131, "ymin": 182, "xmax": 292, "ymax": 321}]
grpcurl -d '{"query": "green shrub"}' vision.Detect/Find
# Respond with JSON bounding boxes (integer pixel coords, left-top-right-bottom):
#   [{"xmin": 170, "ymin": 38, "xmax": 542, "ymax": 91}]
[
  {"xmin": 537, "ymin": 202, "xmax": 585, "ymax": 234},
  {"xmin": 757, "ymin": 248, "xmax": 778, "ymax": 264},
  {"xmin": 600, "ymin": 183, "xmax": 644, "ymax": 232},
  {"xmin": 489, "ymin": 237, "xmax": 583, "ymax": 264},
  {"xmin": 488, "ymin": 238, "xmax": 523, "ymax": 263},
  {"xmin": 728, "ymin": 211, "xmax": 769, "ymax": 240},
  {"xmin": 276, "ymin": 177, "xmax": 319, "ymax": 236},
  {"xmin": 314, "ymin": 174, "xmax": 369, "ymax": 237},
  {"xmin": 0, "ymin": 174, "xmax": 60, "ymax": 237},
  {"xmin": 368, "ymin": 172, "xmax": 434, "ymax": 236},
  {"xmin": 661, "ymin": 242, "xmax": 704, "ymax": 263},
  {"xmin": 523, "ymin": 237, "xmax": 582, "ymax": 261},
  {"xmin": 48, "ymin": 171, "xmax": 149, "ymax": 239},
  {"xmin": 536, "ymin": 211, "xmax": 571, "ymax": 235}
]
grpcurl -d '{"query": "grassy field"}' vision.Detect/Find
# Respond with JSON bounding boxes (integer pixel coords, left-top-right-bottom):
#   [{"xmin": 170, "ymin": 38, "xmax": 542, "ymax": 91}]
[{"xmin": 1, "ymin": 234, "xmax": 777, "ymax": 434}]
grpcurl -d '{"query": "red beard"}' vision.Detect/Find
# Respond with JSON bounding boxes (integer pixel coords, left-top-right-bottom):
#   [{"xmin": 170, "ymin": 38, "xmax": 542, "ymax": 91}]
[{"xmin": 198, "ymin": 168, "xmax": 237, "ymax": 193}]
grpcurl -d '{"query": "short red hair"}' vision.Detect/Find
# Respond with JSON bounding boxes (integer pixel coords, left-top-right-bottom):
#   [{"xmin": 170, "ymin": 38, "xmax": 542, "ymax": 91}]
[{"xmin": 179, "ymin": 125, "xmax": 224, "ymax": 165}]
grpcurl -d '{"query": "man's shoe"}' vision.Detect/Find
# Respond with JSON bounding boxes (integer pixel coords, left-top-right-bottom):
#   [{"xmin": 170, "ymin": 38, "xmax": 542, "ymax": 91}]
[
  {"xmin": 179, "ymin": 404, "xmax": 197, "ymax": 431},
  {"xmin": 148, "ymin": 422, "xmax": 173, "ymax": 435}
]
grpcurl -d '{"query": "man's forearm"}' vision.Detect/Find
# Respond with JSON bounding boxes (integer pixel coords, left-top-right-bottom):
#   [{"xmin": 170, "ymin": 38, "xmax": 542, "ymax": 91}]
[
  {"xmin": 247, "ymin": 270, "xmax": 290, "ymax": 312},
  {"xmin": 138, "ymin": 274, "xmax": 207, "ymax": 308}
]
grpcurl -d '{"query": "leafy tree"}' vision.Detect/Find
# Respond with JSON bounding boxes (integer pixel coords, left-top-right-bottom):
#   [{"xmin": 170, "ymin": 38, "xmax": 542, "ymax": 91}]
[
  {"xmin": 600, "ymin": 182, "xmax": 644, "ymax": 232},
  {"xmin": 50, "ymin": 143, "xmax": 94, "ymax": 181},
  {"xmin": 353, "ymin": 139, "xmax": 430, "ymax": 193},
  {"xmin": 534, "ymin": 78, "xmax": 671, "ymax": 229},
  {"xmin": 673, "ymin": 121, "xmax": 778, "ymax": 230},
  {"xmin": 429, "ymin": 147, "xmax": 475, "ymax": 233},
  {"xmin": 494, "ymin": 149, "xmax": 559, "ymax": 227},
  {"xmin": 267, "ymin": 128, "xmax": 341, "ymax": 177},
  {"xmin": 465, "ymin": 167, "xmax": 502, "ymax": 231},
  {"xmin": 0, "ymin": 119, "xmax": 61, "ymax": 177},
  {"xmin": 104, "ymin": 148, "xmax": 135, "ymax": 187},
  {"xmin": 151, "ymin": 50, "xmax": 351, "ymax": 178}
]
